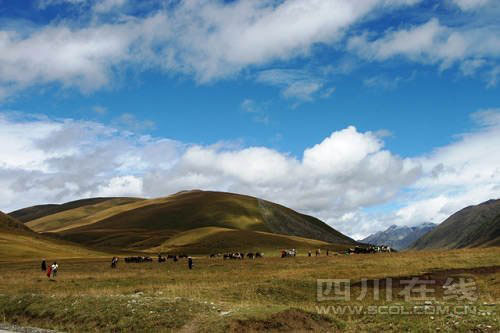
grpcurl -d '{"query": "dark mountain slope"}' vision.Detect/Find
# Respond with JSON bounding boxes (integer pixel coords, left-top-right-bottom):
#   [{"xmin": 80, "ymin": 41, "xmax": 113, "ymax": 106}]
[{"xmin": 412, "ymin": 199, "xmax": 500, "ymax": 249}]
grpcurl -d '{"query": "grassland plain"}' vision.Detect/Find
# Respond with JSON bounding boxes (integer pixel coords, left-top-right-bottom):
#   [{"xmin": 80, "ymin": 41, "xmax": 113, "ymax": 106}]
[{"xmin": 0, "ymin": 248, "xmax": 498, "ymax": 332}]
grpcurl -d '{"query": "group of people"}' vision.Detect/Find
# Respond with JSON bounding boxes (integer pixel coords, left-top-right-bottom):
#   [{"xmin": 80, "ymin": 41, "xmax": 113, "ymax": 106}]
[{"xmin": 41, "ymin": 259, "xmax": 58, "ymax": 279}]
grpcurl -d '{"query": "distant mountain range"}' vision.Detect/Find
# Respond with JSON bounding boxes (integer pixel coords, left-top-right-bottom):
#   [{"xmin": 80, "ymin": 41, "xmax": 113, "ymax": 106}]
[
  {"xmin": 411, "ymin": 199, "xmax": 500, "ymax": 249},
  {"xmin": 359, "ymin": 223, "xmax": 437, "ymax": 250}
]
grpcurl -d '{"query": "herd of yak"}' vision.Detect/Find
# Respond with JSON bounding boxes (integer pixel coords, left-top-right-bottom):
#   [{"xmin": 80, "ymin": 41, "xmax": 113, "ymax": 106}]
[
  {"xmin": 123, "ymin": 253, "xmax": 265, "ymax": 263},
  {"xmin": 122, "ymin": 245, "xmax": 392, "ymax": 264},
  {"xmin": 212, "ymin": 252, "xmax": 264, "ymax": 259},
  {"xmin": 346, "ymin": 245, "xmax": 393, "ymax": 254},
  {"xmin": 124, "ymin": 254, "xmax": 188, "ymax": 263}
]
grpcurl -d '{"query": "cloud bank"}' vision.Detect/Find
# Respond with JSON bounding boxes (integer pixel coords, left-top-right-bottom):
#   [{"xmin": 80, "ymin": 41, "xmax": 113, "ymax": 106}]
[{"xmin": 1, "ymin": 109, "xmax": 499, "ymax": 238}]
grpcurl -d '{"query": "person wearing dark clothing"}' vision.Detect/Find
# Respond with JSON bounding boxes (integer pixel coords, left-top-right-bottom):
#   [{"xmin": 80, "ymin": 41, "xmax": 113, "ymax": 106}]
[
  {"xmin": 308, "ymin": 251, "xmax": 312, "ymax": 257},
  {"xmin": 111, "ymin": 257, "xmax": 118, "ymax": 268},
  {"xmin": 188, "ymin": 256, "xmax": 193, "ymax": 270},
  {"xmin": 41, "ymin": 259, "xmax": 47, "ymax": 272}
]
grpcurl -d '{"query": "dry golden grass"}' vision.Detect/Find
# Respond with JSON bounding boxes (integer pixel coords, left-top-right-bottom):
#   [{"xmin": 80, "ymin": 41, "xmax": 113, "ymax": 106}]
[
  {"xmin": 0, "ymin": 247, "xmax": 498, "ymax": 332},
  {"xmin": 0, "ymin": 230, "xmax": 108, "ymax": 260}
]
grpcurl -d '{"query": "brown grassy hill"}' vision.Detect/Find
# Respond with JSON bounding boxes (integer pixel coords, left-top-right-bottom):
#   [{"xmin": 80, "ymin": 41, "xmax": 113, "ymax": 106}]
[
  {"xmin": 0, "ymin": 211, "xmax": 108, "ymax": 260},
  {"xmin": 9, "ymin": 197, "xmax": 143, "ymax": 223},
  {"xmin": 411, "ymin": 199, "xmax": 500, "ymax": 250},
  {"xmin": 26, "ymin": 197, "xmax": 146, "ymax": 233},
  {"xmin": 53, "ymin": 191, "xmax": 355, "ymax": 250},
  {"xmin": 0, "ymin": 211, "xmax": 32, "ymax": 233}
]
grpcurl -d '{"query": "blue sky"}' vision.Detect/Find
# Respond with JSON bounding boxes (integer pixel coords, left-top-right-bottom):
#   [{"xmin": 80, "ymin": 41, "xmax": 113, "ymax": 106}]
[{"xmin": 0, "ymin": 0, "xmax": 499, "ymax": 238}]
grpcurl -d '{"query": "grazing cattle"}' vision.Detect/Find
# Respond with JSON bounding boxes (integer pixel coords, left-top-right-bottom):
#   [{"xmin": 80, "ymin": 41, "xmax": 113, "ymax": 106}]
[
  {"xmin": 158, "ymin": 255, "xmax": 166, "ymax": 263},
  {"xmin": 380, "ymin": 245, "xmax": 392, "ymax": 253},
  {"xmin": 221, "ymin": 252, "xmax": 263, "ymax": 260},
  {"xmin": 125, "ymin": 256, "xmax": 139, "ymax": 263},
  {"xmin": 223, "ymin": 252, "xmax": 244, "ymax": 260},
  {"xmin": 345, "ymin": 245, "xmax": 393, "ymax": 255},
  {"xmin": 280, "ymin": 249, "xmax": 296, "ymax": 258},
  {"xmin": 124, "ymin": 256, "xmax": 153, "ymax": 263}
]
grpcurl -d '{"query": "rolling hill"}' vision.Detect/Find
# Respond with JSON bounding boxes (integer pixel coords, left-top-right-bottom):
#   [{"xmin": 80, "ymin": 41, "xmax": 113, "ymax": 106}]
[
  {"xmin": 411, "ymin": 199, "xmax": 500, "ymax": 250},
  {"xmin": 9, "ymin": 197, "xmax": 143, "ymax": 223},
  {"xmin": 0, "ymin": 210, "xmax": 32, "ymax": 233},
  {"xmin": 0, "ymin": 211, "xmax": 107, "ymax": 260},
  {"xmin": 12, "ymin": 190, "xmax": 357, "ymax": 253},
  {"xmin": 24, "ymin": 197, "xmax": 145, "ymax": 233}
]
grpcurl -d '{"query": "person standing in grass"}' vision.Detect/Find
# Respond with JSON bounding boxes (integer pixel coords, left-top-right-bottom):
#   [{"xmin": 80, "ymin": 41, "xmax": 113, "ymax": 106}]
[
  {"xmin": 41, "ymin": 259, "xmax": 47, "ymax": 272},
  {"xmin": 111, "ymin": 257, "xmax": 118, "ymax": 268},
  {"xmin": 188, "ymin": 256, "xmax": 193, "ymax": 270},
  {"xmin": 51, "ymin": 262, "xmax": 58, "ymax": 278},
  {"xmin": 46, "ymin": 264, "xmax": 52, "ymax": 279}
]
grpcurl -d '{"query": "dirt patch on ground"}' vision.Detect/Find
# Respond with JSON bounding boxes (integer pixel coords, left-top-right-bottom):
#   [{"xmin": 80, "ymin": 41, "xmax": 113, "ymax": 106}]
[
  {"xmin": 227, "ymin": 308, "xmax": 339, "ymax": 332},
  {"xmin": 351, "ymin": 265, "xmax": 500, "ymax": 289},
  {"xmin": 427, "ymin": 265, "xmax": 500, "ymax": 276},
  {"xmin": 0, "ymin": 323, "xmax": 60, "ymax": 333}
]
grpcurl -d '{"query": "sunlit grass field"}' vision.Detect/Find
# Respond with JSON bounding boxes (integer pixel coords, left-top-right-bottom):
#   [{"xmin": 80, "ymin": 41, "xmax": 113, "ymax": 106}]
[{"xmin": 0, "ymin": 247, "xmax": 498, "ymax": 332}]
